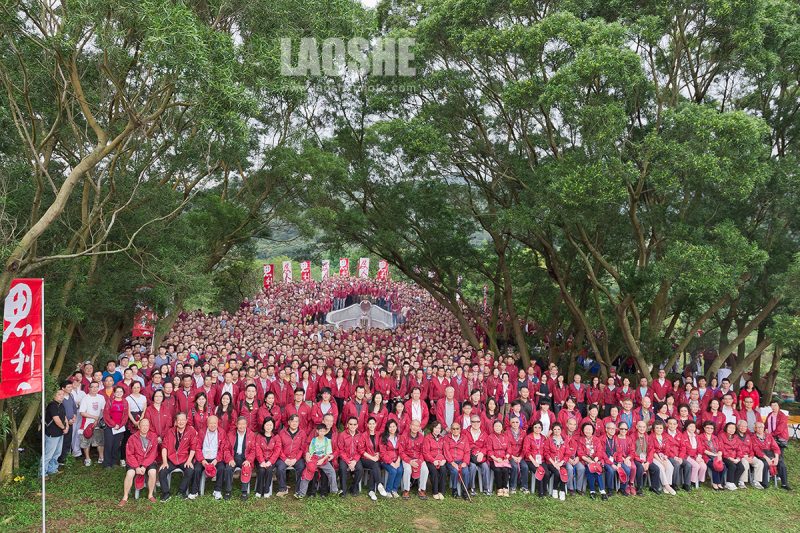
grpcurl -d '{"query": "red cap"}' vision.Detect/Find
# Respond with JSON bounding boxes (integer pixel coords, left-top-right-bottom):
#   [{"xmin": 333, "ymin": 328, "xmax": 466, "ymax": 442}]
[
  {"xmin": 713, "ymin": 457, "xmax": 724, "ymax": 472},
  {"xmin": 240, "ymin": 463, "xmax": 252, "ymax": 484},
  {"xmin": 134, "ymin": 474, "xmax": 146, "ymax": 490},
  {"xmin": 205, "ymin": 463, "xmax": 217, "ymax": 478},
  {"xmin": 559, "ymin": 466, "xmax": 568, "ymax": 483},
  {"xmin": 83, "ymin": 424, "xmax": 94, "ymax": 439},
  {"xmin": 769, "ymin": 464, "xmax": 777, "ymax": 476},
  {"xmin": 616, "ymin": 465, "xmax": 628, "ymax": 484},
  {"xmin": 535, "ymin": 465, "xmax": 545, "ymax": 481},
  {"xmin": 589, "ymin": 462, "xmax": 602, "ymax": 474}
]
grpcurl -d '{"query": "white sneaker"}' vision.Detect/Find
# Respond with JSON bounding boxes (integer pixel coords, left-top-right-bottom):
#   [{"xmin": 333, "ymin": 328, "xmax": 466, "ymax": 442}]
[
  {"xmin": 84, "ymin": 459, "xmax": 91, "ymax": 467},
  {"xmin": 254, "ymin": 493, "xmax": 262, "ymax": 499},
  {"xmin": 377, "ymin": 483, "xmax": 388, "ymax": 497},
  {"xmin": 552, "ymin": 489, "xmax": 558, "ymax": 499},
  {"xmin": 213, "ymin": 491, "xmax": 222, "ymax": 500},
  {"xmin": 725, "ymin": 482, "xmax": 737, "ymax": 491},
  {"xmin": 120, "ymin": 460, "xmax": 126, "ymax": 467},
  {"xmin": 753, "ymin": 481, "xmax": 764, "ymax": 489},
  {"xmin": 368, "ymin": 490, "xmax": 377, "ymax": 501},
  {"xmin": 187, "ymin": 493, "xmax": 197, "ymax": 500},
  {"xmin": 559, "ymin": 491, "xmax": 566, "ymax": 501},
  {"xmin": 97, "ymin": 458, "xmax": 103, "ymax": 464}
]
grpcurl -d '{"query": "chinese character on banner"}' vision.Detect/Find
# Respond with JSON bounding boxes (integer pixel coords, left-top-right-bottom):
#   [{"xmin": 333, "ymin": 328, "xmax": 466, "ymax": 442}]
[
  {"xmin": 1, "ymin": 278, "xmax": 44, "ymax": 399},
  {"xmin": 376, "ymin": 260, "xmax": 389, "ymax": 281},
  {"xmin": 300, "ymin": 261, "xmax": 311, "ymax": 282},
  {"xmin": 358, "ymin": 258, "xmax": 370, "ymax": 279},
  {"xmin": 482, "ymin": 284, "xmax": 488, "ymax": 313},
  {"xmin": 132, "ymin": 305, "xmax": 156, "ymax": 338},
  {"xmin": 263, "ymin": 264, "xmax": 274, "ymax": 289},
  {"xmin": 321, "ymin": 260, "xmax": 330, "ymax": 281},
  {"xmin": 339, "ymin": 258, "xmax": 350, "ymax": 277},
  {"xmin": 282, "ymin": 261, "xmax": 293, "ymax": 282}
]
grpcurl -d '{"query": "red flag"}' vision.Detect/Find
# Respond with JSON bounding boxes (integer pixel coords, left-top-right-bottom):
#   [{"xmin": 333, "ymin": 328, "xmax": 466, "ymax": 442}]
[
  {"xmin": 1, "ymin": 278, "xmax": 44, "ymax": 399},
  {"xmin": 321, "ymin": 260, "xmax": 330, "ymax": 281},
  {"xmin": 132, "ymin": 306, "xmax": 156, "ymax": 338},
  {"xmin": 263, "ymin": 264, "xmax": 274, "ymax": 289},
  {"xmin": 376, "ymin": 259, "xmax": 389, "ymax": 281},
  {"xmin": 339, "ymin": 258, "xmax": 350, "ymax": 277},
  {"xmin": 300, "ymin": 261, "xmax": 311, "ymax": 281},
  {"xmin": 282, "ymin": 261, "xmax": 293, "ymax": 282},
  {"xmin": 358, "ymin": 258, "xmax": 370, "ymax": 279}
]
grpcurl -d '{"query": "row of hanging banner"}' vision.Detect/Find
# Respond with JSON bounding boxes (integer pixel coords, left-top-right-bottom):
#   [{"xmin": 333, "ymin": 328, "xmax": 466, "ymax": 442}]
[{"xmin": 263, "ymin": 258, "xmax": 390, "ymax": 288}]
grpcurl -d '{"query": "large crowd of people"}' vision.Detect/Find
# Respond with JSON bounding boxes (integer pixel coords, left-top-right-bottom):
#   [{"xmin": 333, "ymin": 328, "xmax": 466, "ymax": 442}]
[{"xmin": 43, "ymin": 277, "xmax": 793, "ymax": 507}]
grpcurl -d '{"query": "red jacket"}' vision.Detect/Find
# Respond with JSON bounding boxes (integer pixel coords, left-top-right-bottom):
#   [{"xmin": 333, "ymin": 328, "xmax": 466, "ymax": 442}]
[
  {"xmin": 545, "ymin": 436, "xmax": 572, "ymax": 463},
  {"xmin": 386, "ymin": 412, "xmax": 408, "ymax": 436},
  {"xmin": 187, "ymin": 408, "xmax": 210, "ymax": 430},
  {"xmin": 277, "ymin": 428, "xmax": 308, "ymax": 461},
  {"xmin": 404, "ymin": 399, "xmax": 430, "ymax": 429},
  {"xmin": 341, "ymin": 399, "xmax": 370, "ymax": 432},
  {"xmin": 506, "ymin": 429, "xmax": 526, "ymax": 457},
  {"xmin": 256, "ymin": 403, "xmax": 283, "ymax": 432},
  {"xmin": 698, "ymin": 433, "xmax": 722, "ymax": 458},
  {"xmin": 143, "ymin": 404, "xmax": 173, "ymax": 440},
  {"xmin": 568, "ymin": 383, "xmax": 586, "ymax": 403},
  {"xmin": 174, "ymin": 388, "xmax": 196, "ymax": 415},
  {"xmin": 615, "ymin": 387, "xmax": 635, "ymax": 405},
  {"xmin": 224, "ymin": 429, "xmax": 257, "ymax": 463},
  {"xmin": 379, "ymin": 435, "xmax": 401, "ymax": 464},
  {"xmin": 556, "ymin": 407, "xmax": 581, "ymax": 428},
  {"xmin": 449, "ymin": 376, "xmax": 469, "ymax": 403},
  {"xmin": 399, "ymin": 432, "xmax": 426, "ymax": 463},
  {"xmin": 587, "ymin": 387, "xmax": 603, "ymax": 406},
  {"xmin": 719, "ymin": 434, "xmax": 743, "ymax": 459},
  {"xmin": 651, "ymin": 379, "xmax": 671, "ymax": 402},
  {"xmin": 679, "ymin": 432, "xmax": 703, "ymax": 459},
  {"xmin": 738, "ymin": 388, "xmax": 760, "ymax": 410},
  {"xmin": 628, "ymin": 433, "xmax": 655, "ymax": 463},
  {"xmin": 702, "ymin": 411, "xmax": 727, "ymax": 435},
  {"xmin": 443, "ymin": 435, "xmax": 470, "ymax": 464},
  {"xmin": 337, "ymin": 430, "xmax": 362, "ymax": 463},
  {"xmin": 126, "ymin": 430, "xmax": 159, "ymax": 468},
  {"xmin": 163, "ymin": 425, "xmax": 197, "ymax": 464},
  {"xmin": 358, "ymin": 431, "xmax": 381, "ymax": 458},
  {"xmin": 634, "ymin": 386, "xmax": 654, "ymax": 407},
  {"xmin": 612, "ymin": 435, "xmax": 633, "ymax": 463},
  {"xmin": 647, "ymin": 433, "xmax": 671, "ymax": 457},
  {"xmin": 407, "ymin": 376, "xmax": 428, "ymax": 401},
  {"xmin": 427, "ymin": 377, "xmax": 450, "ymax": 404},
  {"xmin": 464, "ymin": 429, "xmax": 488, "ymax": 462},
  {"xmin": 434, "ymin": 399, "xmax": 461, "ymax": 427},
  {"xmin": 284, "ymin": 402, "xmax": 312, "ymax": 432},
  {"xmin": 422, "ymin": 434, "xmax": 446, "ymax": 463},
  {"xmin": 575, "ymin": 435, "xmax": 607, "ymax": 463},
  {"xmin": 193, "ymin": 428, "xmax": 227, "ymax": 462},
  {"xmin": 255, "ymin": 433, "xmax": 282, "ymax": 465},
  {"xmin": 602, "ymin": 386, "xmax": 619, "ymax": 407},
  {"xmin": 192, "ymin": 385, "xmax": 216, "ymax": 407},
  {"xmin": 485, "ymin": 432, "xmax": 509, "ymax": 462},
  {"xmin": 751, "ymin": 433, "xmax": 780, "ymax": 458},
  {"xmin": 366, "ymin": 407, "xmax": 389, "ymax": 434},
  {"xmin": 103, "ymin": 398, "xmax": 130, "ymax": 429},
  {"xmin": 310, "ymin": 401, "xmax": 339, "ymax": 427},
  {"xmin": 235, "ymin": 399, "xmax": 261, "ymax": 433},
  {"xmin": 765, "ymin": 410, "xmax": 789, "ymax": 441},
  {"xmin": 330, "ymin": 378, "xmax": 350, "ymax": 400},
  {"xmin": 522, "ymin": 433, "xmax": 548, "ymax": 463},
  {"xmin": 270, "ymin": 380, "xmax": 294, "ymax": 408}
]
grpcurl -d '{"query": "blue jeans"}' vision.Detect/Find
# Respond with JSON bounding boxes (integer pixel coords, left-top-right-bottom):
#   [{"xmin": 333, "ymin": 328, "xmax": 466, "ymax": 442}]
[
  {"xmin": 42, "ymin": 435, "xmax": 63, "ymax": 475},
  {"xmin": 382, "ymin": 463, "xmax": 403, "ymax": 492},
  {"xmin": 447, "ymin": 462, "xmax": 474, "ymax": 489},
  {"xmin": 605, "ymin": 463, "xmax": 630, "ymax": 491},
  {"xmin": 511, "ymin": 459, "xmax": 529, "ymax": 490},
  {"xmin": 566, "ymin": 462, "xmax": 585, "ymax": 491},
  {"xmin": 586, "ymin": 470, "xmax": 605, "ymax": 492}
]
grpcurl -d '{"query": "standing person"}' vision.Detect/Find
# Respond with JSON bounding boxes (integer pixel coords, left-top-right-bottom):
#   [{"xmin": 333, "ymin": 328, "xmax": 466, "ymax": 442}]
[
  {"xmin": 254, "ymin": 417, "xmax": 281, "ymax": 498},
  {"xmin": 43, "ymin": 388, "xmax": 68, "ymax": 478},
  {"xmin": 58, "ymin": 381, "xmax": 77, "ymax": 464},
  {"xmin": 399, "ymin": 419, "xmax": 429, "ymax": 500},
  {"xmin": 295, "ymin": 424, "xmax": 339, "ymax": 499},
  {"xmin": 337, "ymin": 417, "xmax": 364, "ymax": 497},
  {"xmin": 68, "ymin": 373, "xmax": 87, "ymax": 459},
  {"xmin": 102, "ymin": 386, "xmax": 129, "ymax": 468},
  {"xmin": 78, "ymin": 381, "xmax": 106, "ymax": 466},
  {"xmin": 765, "ymin": 400, "xmax": 789, "ymax": 451},
  {"xmin": 423, "ymin": 421, "xmax": 448, "ymax": 500},
  {"xmin": 159, "ymin": 412, "xmax": 197, "ymax": 501},
  {"xmin": 379, "ymin": 420, "xmax": 403, "ymax": 498},
  {"xmin": 118, "ymin": 418, "xmax": 159, "ymax": 506}
]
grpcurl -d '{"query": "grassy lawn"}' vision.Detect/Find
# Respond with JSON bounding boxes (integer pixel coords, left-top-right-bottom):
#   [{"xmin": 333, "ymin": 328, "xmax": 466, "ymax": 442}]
[{"xmin": 2, "ymin": 443, "xmax": 799, "ymax": 533}]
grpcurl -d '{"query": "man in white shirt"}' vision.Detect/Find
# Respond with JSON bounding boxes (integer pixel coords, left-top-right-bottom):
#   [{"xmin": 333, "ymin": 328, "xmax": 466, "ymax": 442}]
[{"xmin": 78, "ymin": 382, "xmax": 106, "ymax": 466}]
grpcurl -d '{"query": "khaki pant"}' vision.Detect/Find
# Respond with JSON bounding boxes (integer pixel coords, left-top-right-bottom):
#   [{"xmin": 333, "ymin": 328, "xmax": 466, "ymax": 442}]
[{"xmin": 740, "ymin": 457, "xmax": 764, "ymax": 485}]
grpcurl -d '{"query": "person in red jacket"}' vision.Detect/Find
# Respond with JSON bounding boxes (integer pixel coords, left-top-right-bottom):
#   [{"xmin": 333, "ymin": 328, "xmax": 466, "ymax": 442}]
[
  {"xmin": 188, "ymin": 393, "xmax": 210, "ymax": 431},
  {"xmin": 630, "ymin": 420, "xmax": 661, "ymax": 495},
  {"xmin": 443, "ymin": 422, "xmax": 472, "ymax": 499},
  {"xmin": 158, "ymin": 412, "xmax": 196, "ymax": 501},
  {"xmin": 379, "ymin": 419, "xmax": 403, "ymax": 497},
  {"xmin": 119, "ymin": 418, "xmax": 159, "ymax": 506},
  {"xmin": 698, "ymin": 420, "xmax": 724, "ymax": 489},
  {"xmin": 718, "ymin": 421, "xmax": 745, "ymax": 490},
  {"xmin": 523, "ymin": 420, "xmax": 548, "ymax": 497},
  {"xmin": 506, "ymin": 416, "xmax": 528, "ymax": 494},
  {"xmin": 103, "ymin": 385, "xmax": 129, "ymax": 468},
  {"xmin": 367, "ymin": 392, "xmax": 389, "ymax": 434},
  {"xmin": 222, "ymin": 416, "xmax": 257, "ymax": 500},
  {"xmin": 648, "ymin": 420, "xmax": 676, "ymax": 495},
  {"xmin": 337, "ymin": 417, "xmax": 364, "ymax": 496},
  {"xmin": 190, "ymin": 415, "xmax": 228, "ymax": 499},
  {"xmin": 734, "ymin": 419, "xmax": 764, "ymax": 489},
  {"xmin": 275, "ymin": 414, "xmax": 308, "ymax": 497},
  {"xmin": 465, "ymin": 414, "xmax": 490, "ymax": 496},
  {"xmin": 310, "ymin": 388, "xmax": 339, "ymax": 428},
  {"xmin": 423, "ymin": 421, "xmax": 447, "ymax": 500},
  {"xmin": 256, "ymin": 391, "xmax": 283, "ymax": 433},
  {"xmin": 254, "ymin": 417, "xmax": 281, "ymax": 498},
  {"xmin": 435, "ymin": 387, "xmax": 460, "ymax": 429},
  {"xmin": 284, "ymin": 388, "xmax": 312, "ymax": 433},
  {"xmin": 359, "ymin": 416, "xmax": 387, "ymax": 500},
  {"xmin": 766, "ymin": 400, "xmax": 790, "ymax": 448},
  {"xmin": 398, "ymin": 418, "xmax": 428, "ymax": 499},
  {"xmin": 753, "ymin": 421, "xmax": 790, "ymax": 490},
  {"xmin": 576, "ymin": 422, "xmax": 608, "ymax": 500},
  {"xmin": 342, "ymin": 385, "xmax": 370, "ymax": 432},
  {"xmin": 486, "ymin": 420, "xmax": 511, "ymax": 497},
  {"xmin": 545, "ymin": 422, "xmax": 569, "ymax": 500}
]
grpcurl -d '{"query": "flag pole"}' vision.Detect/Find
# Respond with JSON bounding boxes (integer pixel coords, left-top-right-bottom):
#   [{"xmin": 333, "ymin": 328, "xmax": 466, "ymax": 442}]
[{"xmin": 41, "ymin": 279, "xmax": 46, "ymax": 533}]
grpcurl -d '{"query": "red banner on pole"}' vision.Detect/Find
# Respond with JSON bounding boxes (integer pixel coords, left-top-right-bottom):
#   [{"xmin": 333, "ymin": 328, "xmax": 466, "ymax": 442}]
[
  {"xmin": 339, "ymin": 258, "xmax": 350, "ymax": 277},
  {"xmin": 300, "ymin": 261, "xmax": 311, "ymax": 281},
  {"xmin": 321, "ymin": 260, "xmax": 330, "ymax": 281},
  {"xmin": 132, "ymin": 305, "xmax": 156, "ymax": 338},
  {"xmin": 1, "ymin": 278, "xmax": 44, "ymax": 399},
  {"xmin": 358, "ymin": 258, "xmax": 370, "ymax": 279},
  {"xmin": 282, "ymin": 261, "xmax": 293, "ymax": 282},
  {"xmin": 376, "ymin": 259, "xmax": 389, "ymax": 281},
  {"xmin": 263, "ymin": 264, "xmax": 274, "ymax": 289}
]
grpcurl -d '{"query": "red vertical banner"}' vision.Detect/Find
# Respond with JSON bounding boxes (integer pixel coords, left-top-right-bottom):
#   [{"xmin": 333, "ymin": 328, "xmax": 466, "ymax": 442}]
[
  {"xmin": 339, "ymin": 258, "xmax": 350, "ymax": 277},
  {"xmin": 482, "ymin": 284, "xmax": 488, "ymax": 314},
  {"xmin": 358, "ymin": 258, "xmax": 370, "ymax": 279},
  {"xmin": 282, "ymin": 261, "xmax": 293, "ymax": 282},
  {"xmin": 376, "ymin": 259, "xmax": 389, "ymax": 281},
  {"xmin": 132, "ymin": 305, "xmax": 156, "ymax": 338},
  {"xmin": 321, "ymin": 260, "xmax": 330, "ymax": 281},
  {"xmin": 1, "ymin": 278, "xmax": 44, "ymax": 399},
  {"xmin": 300, "ymin": 261, "xmax": 311, "ymax": 281},
  {"xmin": 263, "ymin": 264, "xmax": 274, "ymax": 289}
]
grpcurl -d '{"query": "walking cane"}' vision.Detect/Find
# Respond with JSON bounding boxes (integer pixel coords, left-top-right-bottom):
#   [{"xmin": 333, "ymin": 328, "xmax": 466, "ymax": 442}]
[{"xmin": 457, "ymin": 469, "xmax": 472, "ymax": 503}]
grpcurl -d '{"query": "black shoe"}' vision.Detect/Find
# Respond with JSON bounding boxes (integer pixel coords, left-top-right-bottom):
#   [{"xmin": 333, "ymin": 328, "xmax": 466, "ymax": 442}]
[
  {"xmin": 223, "ymin": 493, "xmax": 231, "ymax": 500},
  {"xmin": 683, "ymin": 484, "xmax": 691, "ymax": 492},
  {"xmin": 452, "ymin": 488, "xmax": 458, "ymax": 498},
  {"xmin": 339, "ymin": 490, "xmax": 346, "ymax": 498},
  {"xmin": 589, "ymin": 491, "xmax": 596, "ymax": 500},
  {"xmin": 241, "ymin": 493, "xmax": 248, "ymax": 501},
  {"xmin": 781, "ymin": 485, "xmax": 791, "ymax": 491},
  {"xmin": 636, "ymin": 489, "xmax": 645, "ymax": 497},
  {"xmin": 160, "ymin": 494, "xmax": 171, "ymax": 502},
  {"xmin": 577, "ymin": 490, "xmax": 584, "ymax": 496},
  {"xmin": 601, "ymin": 492, "xmax": 608, "ymax": 501},
  {"xmin": 461, "ymin": 491, "xmax": 469, "ymax": 500},
  {"xmin": 180, "ymin": 493, "xmax": 188, "ymax": 500}
]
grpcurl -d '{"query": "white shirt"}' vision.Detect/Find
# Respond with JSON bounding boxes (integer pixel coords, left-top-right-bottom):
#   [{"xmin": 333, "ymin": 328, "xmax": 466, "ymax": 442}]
[
  {"xmin": 203, "ymin": 430, "xmax": 219, "ymax": 459},
  {"xmin": 126, "ymin": 393, "xmax": 147, "ymax": 414},
  {"xmin": 79, "ymin": 394, "xmax": 106, "ymax": 421},
  {"xmin": 540, "ymin": 413, "xmax": 551, "ymax": 436},
  {"xmin": 411, "ymin": 401, "xmax": 422, "ymax": 422}
]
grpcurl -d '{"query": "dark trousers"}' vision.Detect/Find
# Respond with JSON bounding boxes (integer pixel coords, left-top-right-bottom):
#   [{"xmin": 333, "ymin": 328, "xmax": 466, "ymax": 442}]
[
  {"xmin": 426, "ymin": 462, "xmax": 445, "ymax": 495},
  {"xmin": 670, "ymin": 458, "xmax": 692, "ymax": 487},
  {"xmin": 159, "ymin": 460, "xmax": 194, "ymax": 496},
  {"xmin": 525, "ymin": 461, "xmax": 549, "ymax": 495},
  {"xmin": 759, "ymin": 451, "xmax": 788, "ymax": 487},
  {"xmin": 276, "ymin": 458, "xmax": 306, "ymax": 493},
  {"xmin": 360, "ymin": 458, "xmax": 381, "ymax": 491},
  {"xmin": 59, "ymin": 425, "xmax": 73, "ymax": 462},
  {"xmin": 223, "ymin": 455, "xmax": 250, "ymax": 494},
  {"xmin": 633, "ymin": 461, "xmax": 661, "ymax": 490},
  {"xmin": 724, "ymin": 459, "xmax": 744, "ymax": 484},
  {"xmin": 492, "ymin": 465, "xmax": 510, "ymax": 490},
  {"xmin": 546, "ymin": 463, "xmax": 565, "ymax": 492},
  {"xmin": 256, "ymin": 464, "xmax": 276, "ymax": 495},
  {"xmin": 102, "ymin": 427, "xmax": 124, "ymax": 467},
  {"xmin": 192, "ymin": 461, "xmax": 224, "ymax": 494},
  {"xmin": 339, "ymin": 461, "xmax": 364, "ymax": 495}
]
